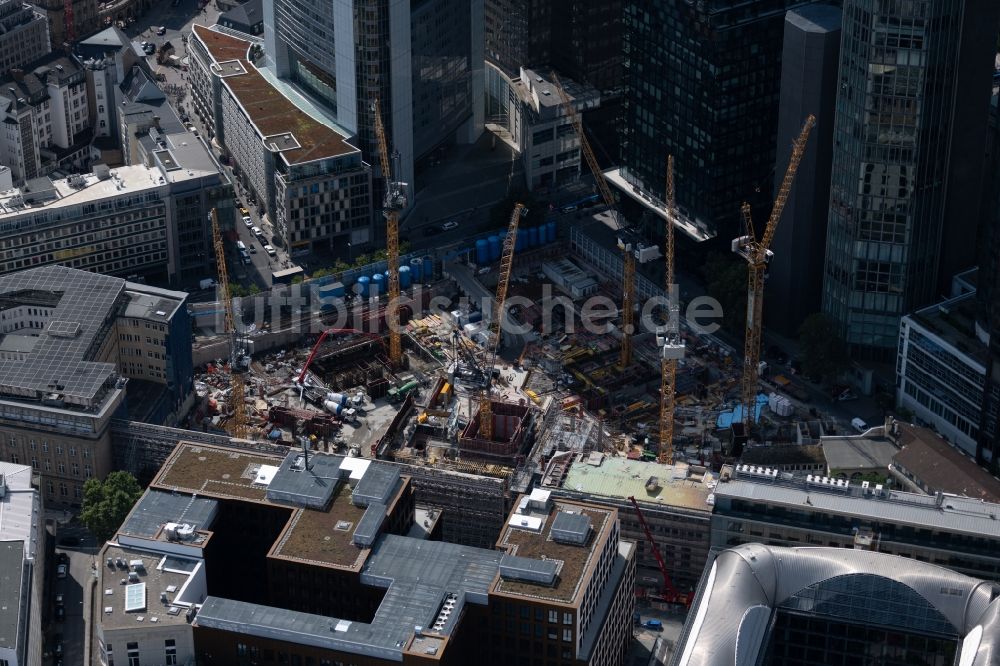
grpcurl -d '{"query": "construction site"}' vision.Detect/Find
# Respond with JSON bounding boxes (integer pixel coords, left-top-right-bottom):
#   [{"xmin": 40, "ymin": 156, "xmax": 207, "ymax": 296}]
[{"xmin": 177, "ymin": 101, "xmax": 826, "ymax": 601}]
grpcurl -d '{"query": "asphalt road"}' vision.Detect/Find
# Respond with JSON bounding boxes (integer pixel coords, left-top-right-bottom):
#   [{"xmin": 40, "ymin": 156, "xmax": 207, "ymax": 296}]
[{"xmin": 48, "ymin": 521, "xmax": 100, "ymax": 666}]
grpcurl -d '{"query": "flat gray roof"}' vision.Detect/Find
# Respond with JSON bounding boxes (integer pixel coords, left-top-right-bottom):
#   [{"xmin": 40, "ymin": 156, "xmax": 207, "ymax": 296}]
[
  {"xmin": 821, "ymin": 436, "xmax": 898, "ymax": 471},
  {"xmin": 265, "ymin": 450, "xmax": 342, "ymax": 509},
  {"xmin": 0, "ymin": 540, "xmax": 23, "ymax": 650},
  {"xmin": 98, "ymin": 544, "xmax": 203, "ymax": 630},
  {"xmin": 0, "ymin": 462, "xmax": 40, "ymax": 560},
  {"xmin": 715, "ymin": 478, "xmax": 1000, "ymax": 539},
  {"xmin": 197, "ymin": 534, "xmax": 503, "ymax": 660},
  {"xmin": 120, "ymin": 490, "xmax": 219, "ymax": 540},
  {"xmin": 0, "ymin": 266, "xmax": 124, "ymax": 403},
  {"xmin": 123, "ymin": 283, "xmax": 187, "ymax": 321}
]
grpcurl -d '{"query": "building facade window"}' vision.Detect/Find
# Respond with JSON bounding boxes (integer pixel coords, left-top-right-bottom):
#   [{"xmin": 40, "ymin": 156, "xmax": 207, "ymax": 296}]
[{"xmin": 126, "ymin": 641, "xmax": 139, "ymax": 666}]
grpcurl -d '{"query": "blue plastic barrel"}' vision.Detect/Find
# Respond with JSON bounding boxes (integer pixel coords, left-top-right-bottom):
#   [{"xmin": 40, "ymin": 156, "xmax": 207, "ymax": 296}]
[
  {"xmin": 546, "ymin": 220, "xmax": 557, "ymax": 243},
  {"xmin": 423, "ymin": 255, "xmax": 434, "ymax": 280},
  {"xmin": 528, "ymin": 226, "xmax": 539, "ymax": 247},
  {"xmin": 399, "ymin": 265, "xmax": 412, "ymax": 289},
  {"xmin": 515, "ymin": 229, "xmax": 526, "ymax": 252},
  {"xmin": 330, "ymin": 281, "xmax": 345, "ymax": 298},
  {"xmin": 409, "ymin": 257, "xmax": 423, "ymax": 282},
  {"xmin": 356, "ymin": 275, "xmax": 370, "ymax": 298},
  {"xmin": 488, "ymin": 235, "xmax": 501, "ymax": 262},
  {"xmin": 372, "ymin": 272, "xmax": 386, "ymax": 297},
  {"xmin": 475, "ymin": 239, "xmax": 489, "ymax": 265}
]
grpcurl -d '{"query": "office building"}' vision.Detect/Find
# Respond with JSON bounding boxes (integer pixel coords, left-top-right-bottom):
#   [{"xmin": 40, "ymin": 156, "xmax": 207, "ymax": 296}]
[
  {"xmin": 0, "ymin": 462, "xmax": 43, "ymax": 666},
  {"xmin": 485, "ymin": 66, "xmax": 597, "ymax": 190},
  {"xmin": 897, "ymin": 291, "xmax": 987, "ymax": 457},
  {"xmin": 545, "ymin": 455, "xmax": 713, "ymax": 595},
  {"xmin": 0, "ymin": 266, "xmax": 194, "ymax": 505},
  {"xmin": 671, "ymin": 544, "xmax": 1000, "ymax": 666},
  {"xmin": 822, "ymin": 0, "xmax": 1000, "ymax": 357},
  {"xmin": 96, "ymin": 441, "xmax": 635, "ymax": 666},
  {"xmin": 190, "ymin": 25, "xmax": 371, "ymax": 259},
  {"xmin": 0, "ymin": 54, "xmax": 90, "ymax": 185},
  {"xmin": 765, "ymin": 5, "xmax": 841, "ymax": 336},
  {"xmin": 616, "ymin": 0, "xmax": 820, "ymax": 240},
  {"xmin": 217, "ymin": 0, "xmax": 262, "ymax": 36},
  {"xmin": 711, "ymin": 463, "xmax": 1000, "ymax": 582},
  {"xmin": 890, "ymin": 421, "xmax": 1000, "ymax": 502},
  {"xmin": 485, "ymin": 0, "xmax": 621, "ymax": 94},
  {"xmin": 0, "ymin": 0, "xmax": 49, "ymax": 75},
  {"xmin": 262, "ymin": 0, "xmax": 484, "ymax": 197}
]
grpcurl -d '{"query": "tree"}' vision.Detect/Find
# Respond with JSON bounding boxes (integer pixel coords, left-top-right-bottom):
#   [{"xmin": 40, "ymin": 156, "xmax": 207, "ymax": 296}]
[
  {"xmin": 797, "ymin": 313, "xmax": 850, "ymax": 381},
  {"xmin": 702, "ymin": 252, "xmax": 747, "ymax": 335},
  {"xmin": 80, "ymin": 471, "xmax": 144, "ymax": 542}
]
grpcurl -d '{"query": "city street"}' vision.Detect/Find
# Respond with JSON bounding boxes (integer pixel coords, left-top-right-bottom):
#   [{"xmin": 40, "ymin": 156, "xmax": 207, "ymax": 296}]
[{"xmin": 46, "ymin": 519, "xmax": 100, "ymax": 666}]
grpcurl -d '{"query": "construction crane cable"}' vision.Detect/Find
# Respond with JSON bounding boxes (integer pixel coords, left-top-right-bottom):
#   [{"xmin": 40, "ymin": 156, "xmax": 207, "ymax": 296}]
[{"xmin": 372, "ymin": 98, "xmax": 403, "ymax": 367}]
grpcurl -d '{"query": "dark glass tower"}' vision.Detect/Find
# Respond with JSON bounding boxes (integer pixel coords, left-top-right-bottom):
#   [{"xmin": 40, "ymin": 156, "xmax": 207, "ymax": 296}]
[
  {"xmin": 618, "ymin": 0, "xmax": 822, "ymax": 239},
  {"xmin": 822, "ymin": 0, "xmax": 999, "ymax": 358}
]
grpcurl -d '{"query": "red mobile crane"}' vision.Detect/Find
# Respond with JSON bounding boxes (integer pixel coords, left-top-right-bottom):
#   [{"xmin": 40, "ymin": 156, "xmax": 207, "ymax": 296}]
[
  {"xmin": 296, "ymin": 328, "xmax": 387, "ymax": 385},
  {"xmin": 627, "ymin": 496, "xmax": 689, "ymax": 607}
]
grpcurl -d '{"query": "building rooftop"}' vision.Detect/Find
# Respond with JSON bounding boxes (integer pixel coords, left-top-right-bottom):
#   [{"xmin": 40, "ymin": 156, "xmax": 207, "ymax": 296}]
[
  {"xmin": 119, "ymin": 490, "xmax": 219, "ymax": 541},
  {"xmin": 516, "ymin": 67, "xmax": 599, "ymax": 113},
  {"xmin": 495, "ymin": 498, "xmax": 612, "ymax": 604},
  {"xmin": 0, "ymin": 462, "xmax": 40, "ymax": 560},
  {"xmin": 0, "ymin": 266, "xmax": 127, "ymax": 406},
  {"xmin": 893, "ymin": 424, "xmax": 1000, "ymax": 502},
  {"xmin": 219, "ymin": 0, "xmax": 262, "ymax": 30},
  {"xmin": 269, "ymin": 481, "xmax": 370, "ymax": 570},
  {"xmin": 786, "ymin": 3, "xmax": 842, "ymax": 33},
  {"xmin": 197, "ymin": 535, "xmax": 504, "ymax": 661},
  {"xmin": 123, "ymin": 283, "xmax": 187, "ymax": 322},
  {"xmin": 741, "ymin": 445, "xmax": 826, "ymax": 467},
  {"xmin": 559, "ymin": 456, "xmax": 715, "ymax": 513},
  {"xmin": 715, "ymin": 469, "xmax": 1000, "ymax": 540},
  {"xmin": 192, "ymin": 25, "xmax": 357, "ymax": 166},
  {"xmin": 97, "ymin": 543, "xmax": 205, "ymax": 631},
  {"xmin": 821, "ymin": 435, "xmax": 898, "ymax": 472},
  {"xmin": 909, "ymin": 292, "xmax": 989, "ymax": 367},
  {"xmin": 152, "ymin": 443, "xmax": 277, "ymax": 501},
  {"xmin": 0, "ymin": 540, "xmax": 23, "ymax": 650}
]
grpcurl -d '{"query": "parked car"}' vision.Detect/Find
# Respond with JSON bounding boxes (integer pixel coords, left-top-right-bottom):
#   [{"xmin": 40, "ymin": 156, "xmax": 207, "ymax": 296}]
[
  {"xmin": 239, "ymin": 206, "xmax": 250, "ymax": 217},
  {"xmin": 155, "ymin": 25, "xmax": 166, "ymax": 35},
  {"xmin": 249, "ymin": 244, "xmax": 257, "ymax": 254},
  {"xmin": 56, "ymin": 564, "xmax": 67, "ymax": 578},
  {"xmin": 55, "ymin": 593, "xmax": 64, "ymax": 606},
  {"xmin": 54, "ymin": 636, "xmax": 63, "ymax": 655},
  {"xmin": 242, "ymin": 216, "xmax": 253, "ymax": 227},
  {"xmin": 252, "ymin": 226, "xmax": 263, "ymax": 238},
  {"xmin": 141, "ymin": 42, "xmax": 154, "ymax": 55},
  {"xmin": 55, "ymin": 606, "xmax": 65, "ymax": 621},
  {"xmin": 264, "ymin": 244, "xmax": 276, "ymax": 257},
  {"xmin": 56, "ymin": 552, "xmax": 69, "ymax": 565},
  {"xmin": 441, "ymin": 220, "xmax": 459, "ymax": 231}
]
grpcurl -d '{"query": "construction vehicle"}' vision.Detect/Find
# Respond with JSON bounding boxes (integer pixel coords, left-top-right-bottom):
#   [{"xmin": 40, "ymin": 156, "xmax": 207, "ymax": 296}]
[
  {"xmin": 478, "ymin": 203, "xmax": 528, "ymax": 440},
  {"xmin": 628, "ymin": 496, "xmax": 689, "ymax": 606},
  {"xmin": 210, "ymin": 209, "xmax": 249, "ymax": 439},
  {"xmin": 551, "ymin": 73, "xmax": 657, "ymax": 369},
  {"xmin": 373, "ymin": 98, "xmax": 407, "ymax": 368},
  {"xmin": 733, "ymin": 115, "xmax": 815, "ymax": 426},
  {"xmin": 387, "ymin": 380, "xmax": 420, "ymax": 403},
  {"xmin": 657, "ymin": 155, "xmax": 684, "ymax": 464}
]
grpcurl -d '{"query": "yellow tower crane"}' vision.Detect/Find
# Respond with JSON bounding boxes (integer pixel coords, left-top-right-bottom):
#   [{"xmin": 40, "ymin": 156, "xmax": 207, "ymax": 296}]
[
  {"xmin": 734, "ymin": 115, "xmax": 816, "ymax": 426},
  {"xmin": 479, "ymin": 203, "xmax": 528, "ymax": 441},
  {"xmin": 210, "ymin": 208, "xmax": 249, "ymax": 439},
  {"xmin": 551, "ymin": 73, "xmax": 655, "ymax": 369},
  {"xmin": 372, "ymin": 98, "xmax": 406, "ymax": 368},
  {"xmin": 658, "ymin": 156, "xmax": 684, "ymax": 464}
]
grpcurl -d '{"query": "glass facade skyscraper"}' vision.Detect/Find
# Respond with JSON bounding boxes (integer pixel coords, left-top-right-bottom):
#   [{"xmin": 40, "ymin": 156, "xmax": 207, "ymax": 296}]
[
  {"xmin": 822, "ymin": 0, "xmax": 999, "ymax": 358},
  {"xmin": 618, "ymin": 0, "xmax": 820, "ymax": 239}
]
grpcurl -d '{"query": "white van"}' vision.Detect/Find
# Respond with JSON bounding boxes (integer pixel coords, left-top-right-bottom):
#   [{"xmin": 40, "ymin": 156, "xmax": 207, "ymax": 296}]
[
  {"xmin": 236, "ymin": 240, "xmax": 246, "ymax": 252},
  {"xmin": 851, "ymin": 417, "xmax": 868, "ymax": 433}
]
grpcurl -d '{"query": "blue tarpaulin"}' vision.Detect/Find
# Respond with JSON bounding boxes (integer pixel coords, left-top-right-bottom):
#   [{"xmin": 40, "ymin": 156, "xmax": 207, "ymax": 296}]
[{"xmin": 716, "ymin": 394, "xmax": 769, "ymax": 428}]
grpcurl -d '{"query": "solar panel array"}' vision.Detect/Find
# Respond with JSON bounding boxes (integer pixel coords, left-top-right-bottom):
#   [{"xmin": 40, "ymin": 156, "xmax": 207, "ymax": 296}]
[{"xmin": 0, "ymin": 266, "xmax": 124, "ymax": 400}]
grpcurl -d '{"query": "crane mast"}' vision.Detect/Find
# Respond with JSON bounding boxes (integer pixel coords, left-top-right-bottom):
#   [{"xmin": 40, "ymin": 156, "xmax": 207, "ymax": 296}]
[
  {"xmin": 210, "ymin": 208, "xmax": 249, "ymax": 439},
  {"xmin": 372, "ymin": 98, "xmax": 405, "ymax": 368},
  {"xmin": 479, "ymin": 203, "xmax": 527, "ymax": 441},
  {"xmin": 658, "ymin": 156, "xmax": 684, "ymax": 464},
  {"xmin": 734, "ymin": 115, "xmax": 815, "ymax": 426},
  {"xmin": 551, "ymin": 72, "xmax": 650, "ymax": 369}
]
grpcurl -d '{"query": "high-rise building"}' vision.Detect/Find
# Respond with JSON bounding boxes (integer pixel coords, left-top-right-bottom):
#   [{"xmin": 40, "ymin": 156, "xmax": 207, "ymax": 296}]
[
  {"xmin": 263, "ymin": 0, "xmax": 484, "ymax": 198},
  {"xmin": 765, "ymin": 5, "xmax": 841, "ymax": 337},
  {"xmin": 616, "ymin": 0, "xmax": 819, "ymax": 240},
  {"xmin": 671, "ymin": 544, "xmax": 1000, "ymax": 666},
  {"xmin": 822, "ymin": 0, "xmax": 1000, "ymax": 358}
]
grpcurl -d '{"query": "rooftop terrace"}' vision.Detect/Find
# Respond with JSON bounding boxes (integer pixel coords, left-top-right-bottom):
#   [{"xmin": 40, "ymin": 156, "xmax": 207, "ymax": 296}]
[
  {"xmin": 192, "ymin": 25, "xmax": 355, "ymax": 166},
  {"xmin": 269, "ymin": 483, "xmax": 370, "ymax": 570},
  {"xmin": 559, "ymin": 456, "xmax": 715, "ymax": 513},
  {"xmin": 495, "ymin": 498, "xmax": 612, "ymax": 604},
  {"xmin": 152, "ymin": 443, "xmax": 276, "ymax": 501}
]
